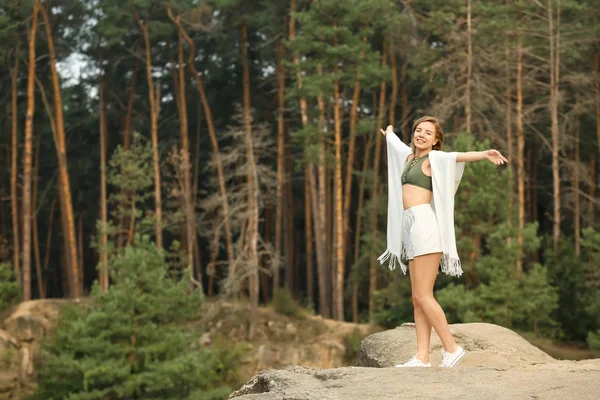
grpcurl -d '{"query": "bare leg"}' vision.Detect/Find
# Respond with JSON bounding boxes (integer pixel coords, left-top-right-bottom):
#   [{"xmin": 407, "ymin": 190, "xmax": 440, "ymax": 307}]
[
  {"xmin": 411, "ymin": 252, "xmax": 458, "ymax": 353},
  {"xmin": 408, "ymin": 260, "xmax": 432, "ymax": 363}
]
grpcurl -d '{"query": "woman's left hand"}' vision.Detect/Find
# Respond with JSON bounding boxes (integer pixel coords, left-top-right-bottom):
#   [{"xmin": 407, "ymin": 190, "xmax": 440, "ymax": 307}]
[{"xmin": 485, "ymin": 149, "xmax": 508, "ymax": 165}]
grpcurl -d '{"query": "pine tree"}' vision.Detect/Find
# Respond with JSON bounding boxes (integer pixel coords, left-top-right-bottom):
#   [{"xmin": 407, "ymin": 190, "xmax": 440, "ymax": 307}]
[{"xmin": 32, "ymin": 236, "xmax": 236, "ymax": 400}]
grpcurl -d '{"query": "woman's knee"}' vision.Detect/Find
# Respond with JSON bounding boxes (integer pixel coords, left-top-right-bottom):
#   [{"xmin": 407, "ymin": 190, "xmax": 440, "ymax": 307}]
[{"xmin": 412, "ymin": 291, "xmax": 434, "ymax": 308}]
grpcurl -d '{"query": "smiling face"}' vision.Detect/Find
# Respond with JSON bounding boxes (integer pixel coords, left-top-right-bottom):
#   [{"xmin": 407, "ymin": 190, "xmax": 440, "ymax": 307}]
[
  {"xmin": 413, "ymin": 121, "xmax": 438, "ymax": 151},
  {"xmin": 411, "ymin": 116, "xmax": 444, "ymax": 153}
]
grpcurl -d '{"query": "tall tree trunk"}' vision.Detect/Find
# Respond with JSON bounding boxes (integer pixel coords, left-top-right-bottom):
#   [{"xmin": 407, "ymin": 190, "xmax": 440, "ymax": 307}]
[
  {"xmin": 207, "ymin": 223, "xmax": 220, "ymax": 297},
  {"xmin": 389, "ymin": 44, "xmax": 398, "ymax": 126},
  {"xmin": 261, "ymin": 207, "xmax": 272, "ymax": 303},
  {"xmin": 369, "ymin": 43, "xmax": 388, "ymax": 323},
  {"xmin": 343, "ymin": 38, "xmax": 367, "ymax": 318},
  {"xmin": 32, "ymin": 129, "xmax": 44, "ymax": 298},
  {"xmin": 174, "ymin": 11, "xmax": 235, "ymax": 272},
  {"xmin": 283, "ymin": 89, "xmax": 294, "ymax": 294},
  {"xmin": 466, "ymin": 0, "xmax": 473, "ymax": 132},
  {"xmin": 516, "ymin": 23, "xmax": 525, "ymax": 280},
  {"xmin": 305, "ymin": 172, "xmax": 314, "ymax": 306},
  {"xmin": 290, "ymin": 0, "xmax": 324, "ymax": 310},
  {"xmin": 135, "ymin": 11, "xmax": 163, "ymax": 249},
  {"xmin": 43, "ymin": 199, "xmax": 56, "ymax": 296},
  {"xmin": 332, "ymin": 21, "xmax": 344, "ymax": 320},
  {"xmin": 10, "ymin": 38, "xmax": 21, "ymax": 286},
  {"xmin": 193, "ymin": 109, "xmax": 202, "ymax": 280},
  {"xmin": 274, "ymin": 43, "xmax": 286, "ymax": 296},
  {"xmin": 40, "ymin": 4, "xmax": 80, "ymax": 297},
  {"xmin": 284, "ymin": 151, "xmax": 295, "ymax": 294},
  {"xmin": 193, "ymin": 104, "xmax": 202, "ymax": 205},
  {"xmin": 316, "ymin": 63, "xmax": 330, "ymax": 317},
  {"xmin": 352, "ymin": 130, "xmax": 375, "ymax": 323},
  {"xmin": 99, "ymin": 76, "xmax": 109, "ymax": 292},
  {"xmin": 548, "ymin": 0, "xmax": 561, "ymax": 253},
  {"xmin": 333, "ymin": 76, "xmax": 343, "ymax": 320},
  {"xmin": 172, "ymin": 24, "xmax": 197, "ymax": 278},
  {"xmin": 22, "ymin": 1, "xmax": 40, "ymax": 300},
  {"xmin": 241, "ymin": 21, "xmax": 260, "ymax": 339},
  {"xmin": 399, "ymin": 50, "xmax": 410, "ymax": 143},
  {"xmin": 505, "ymin": 3, "xmax": 514, "ymax": 239},
  {"xmin": 78, "ymin": 212, "xmax": 84, "ymax": 289}
]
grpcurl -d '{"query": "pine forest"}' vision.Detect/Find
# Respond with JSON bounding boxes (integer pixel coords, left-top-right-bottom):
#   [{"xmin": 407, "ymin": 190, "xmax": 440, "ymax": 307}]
[{"xmin": 0, "ymin": 0, "xmax": 599, "ymax": 397}]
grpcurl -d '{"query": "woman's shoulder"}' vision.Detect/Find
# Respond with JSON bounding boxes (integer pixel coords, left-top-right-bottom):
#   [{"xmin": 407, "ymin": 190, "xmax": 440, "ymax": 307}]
[
  {"xmin": 429, "ymin": 150, "xmax": 447, "ymax": 159},
  {"xmin": 430, "ymin": 150, "xmax": 455, "ymax": 158},
  {"xmin": 429, "ymin": 150, "xmax": 459, "ymax": 166}
]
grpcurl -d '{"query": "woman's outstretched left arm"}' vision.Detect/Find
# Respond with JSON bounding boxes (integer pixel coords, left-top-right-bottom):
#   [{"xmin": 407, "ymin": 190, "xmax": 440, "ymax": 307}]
[{"xmin": 456, "ymin": 150, "xmax": 508, "ymax": 165}]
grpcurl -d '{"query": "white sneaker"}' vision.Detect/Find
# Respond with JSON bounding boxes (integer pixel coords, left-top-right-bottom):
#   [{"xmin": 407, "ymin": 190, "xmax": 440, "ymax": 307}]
[
  {"xmin": 439, "ymin": 346, "xmax": 466, "ymax": 367},
  {"xmin": 395, "ymin": 355, "xmax": 431, "ymax": 367}
]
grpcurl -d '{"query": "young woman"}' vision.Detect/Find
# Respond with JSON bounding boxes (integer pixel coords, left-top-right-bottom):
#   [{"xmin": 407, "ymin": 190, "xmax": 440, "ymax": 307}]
[{"xmin": 378, "ymin": 116, "xmax": 507, "ymax": 368}]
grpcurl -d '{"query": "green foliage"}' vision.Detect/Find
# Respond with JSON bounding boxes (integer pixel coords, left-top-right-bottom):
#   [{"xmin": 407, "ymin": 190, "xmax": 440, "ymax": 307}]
[
  {"xmin": 1, "ymin": 346, "xmax": 17, "ymax": 369},
  {"xmin": 588, "ymin": 330, "xmax": 600, "ymax": 351},
  {"xmin": 271, "ymin": 288, "xmax": 300, "ymax": 317},
  {"xmin": 372, "ymin": 276, "xmax": 412, "ymax": 328},
  {"xmin": 31, "ymin": 236, "xmax": 238, "ymax": 400},
  {"xmin": 0, "ymin": 263, "xmax": 20, "ymax": 312},
  {"xmin": 545, "ymin": 238, "xmax": 596, "ymax": 342},
  {"xmin": 437, "ymin": 222, "xmax": 558, "ymax": 335},
  {"xmin": 581, "ymin": 227, "xmax": 600, "ymax": 271},
  {"xmin": 343, "ymin": 327, "xmax": 365, "ymax": 363},
  {"xmin": 513, "ymin": 264, "xmax": 559, "ymax": 335},
  {"xmin": 451, "ymin": 132, "xmax": 509, "ymax": 231}
]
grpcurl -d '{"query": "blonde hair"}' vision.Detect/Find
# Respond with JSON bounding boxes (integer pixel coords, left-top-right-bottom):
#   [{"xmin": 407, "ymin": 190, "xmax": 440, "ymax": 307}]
[{"xmin": 411, "ymin": 116, "xmax": 444, "ymax": 152}]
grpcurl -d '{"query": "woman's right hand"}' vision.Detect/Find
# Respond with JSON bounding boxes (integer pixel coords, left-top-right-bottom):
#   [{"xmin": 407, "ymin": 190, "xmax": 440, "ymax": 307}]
[{"xmin": 379, "ymin": 125, "xmax": 394, "ymax": 136}]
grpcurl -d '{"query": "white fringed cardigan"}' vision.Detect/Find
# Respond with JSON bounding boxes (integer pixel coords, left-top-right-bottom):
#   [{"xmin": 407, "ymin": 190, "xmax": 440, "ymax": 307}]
[{"xmin": 377, "ymin": 132, "xmax": 466, "ymax": 277}]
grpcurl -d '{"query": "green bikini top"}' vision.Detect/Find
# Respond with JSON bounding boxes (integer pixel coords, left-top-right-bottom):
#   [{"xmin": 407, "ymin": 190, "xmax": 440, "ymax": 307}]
[{"xmin": 401, "ymin": 154, "xmax": 433, "ymax": 192}]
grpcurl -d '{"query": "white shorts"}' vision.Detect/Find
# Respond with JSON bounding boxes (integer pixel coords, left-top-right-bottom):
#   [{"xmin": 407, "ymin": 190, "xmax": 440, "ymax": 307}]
[{"xmin": 401, "ymin": 204, "xmax": 443, "ymax": 265}]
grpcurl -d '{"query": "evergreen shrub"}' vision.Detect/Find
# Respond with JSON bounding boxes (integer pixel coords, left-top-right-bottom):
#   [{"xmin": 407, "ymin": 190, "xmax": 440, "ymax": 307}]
[
  {"xmin": 272, "ymin": 288, "xmax": 300, "ymax": 317},
  {"xmin": 0, "ymin": 263, "xmax": 20, "ymax": 312},
  {"xmin": 343, "ymin": 327, "xmax": 365, "ymax": 363},
  {"xmin": 31, "ymin": 236, "xmax": 241, "ymax": 400}
]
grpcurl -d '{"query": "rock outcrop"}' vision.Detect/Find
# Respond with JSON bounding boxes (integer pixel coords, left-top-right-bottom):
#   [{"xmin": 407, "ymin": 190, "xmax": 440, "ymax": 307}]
[
  {"xmin": 229, "ymin": 363, "xmax": 600, "ymax": 400},
  {"xmin": 230, "ymin": 322, "xmax": 600, "ymax": 400},
  {"xmin": 0, "ymin": 330, "xmax": 20, "ymax": 400},
  {"xmin": 0, "ymin": 299, "xmax": 70, "ymax": 399},
  {"xmin": 357, "ymin": 322, "xmax": 555, "ymax": 368},
  {"xmin": 200, "ymin": 301, "xmax": 377, "ymax": 377}
]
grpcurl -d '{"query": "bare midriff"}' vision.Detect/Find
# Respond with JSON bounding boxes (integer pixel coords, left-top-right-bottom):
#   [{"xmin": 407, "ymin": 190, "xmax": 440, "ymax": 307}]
[
  {"xmin": 403, "ymin": 156, "xmax": 433, "ymax": 210},
  {"xmin": 403, "ymin": 184, "xmax": 433, "ymax": 210}
]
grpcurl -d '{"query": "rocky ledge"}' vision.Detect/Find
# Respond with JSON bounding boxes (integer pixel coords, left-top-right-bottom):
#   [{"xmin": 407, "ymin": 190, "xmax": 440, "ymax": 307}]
[{"xmin": 230, "ymin": 322, "xmax": 600, "ymax": 400}]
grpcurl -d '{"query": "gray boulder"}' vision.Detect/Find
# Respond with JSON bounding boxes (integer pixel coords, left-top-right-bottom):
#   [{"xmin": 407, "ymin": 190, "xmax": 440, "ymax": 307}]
[{"xmin": 357, "ymin": 322, "xmax": 554, "ymax": 368}]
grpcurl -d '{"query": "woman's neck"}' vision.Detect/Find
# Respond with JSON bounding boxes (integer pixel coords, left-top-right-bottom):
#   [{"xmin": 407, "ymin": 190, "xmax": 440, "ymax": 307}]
[{"xmin": 414, "ymin": 148, "xmax": 432, "ymax": 158}]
